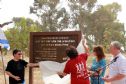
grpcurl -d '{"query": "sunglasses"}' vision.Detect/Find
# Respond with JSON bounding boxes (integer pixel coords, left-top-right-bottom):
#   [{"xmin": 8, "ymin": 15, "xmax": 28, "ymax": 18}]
[{"xmin": 17, "ymin": 53, "xmax": 22, "ymax": 55}]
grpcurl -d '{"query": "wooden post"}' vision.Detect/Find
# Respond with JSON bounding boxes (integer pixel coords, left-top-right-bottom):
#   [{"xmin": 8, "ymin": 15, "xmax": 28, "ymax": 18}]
[
  {"xmin": 29, "ymin": 67, "xmax": 33, "ymax": 84},
  {"xmin": 29, "ymin": 33, "xmax": 33, "ymax": 84},
  {"xmin": 0, "ymin": 46, "xmax": 7, "ymax": 84}
]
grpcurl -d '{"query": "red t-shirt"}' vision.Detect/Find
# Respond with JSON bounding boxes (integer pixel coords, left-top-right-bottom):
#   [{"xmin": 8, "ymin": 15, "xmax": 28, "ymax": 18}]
[{"xmin": 64, "ymin": 53, "xmax": 90, "ymax": 84}]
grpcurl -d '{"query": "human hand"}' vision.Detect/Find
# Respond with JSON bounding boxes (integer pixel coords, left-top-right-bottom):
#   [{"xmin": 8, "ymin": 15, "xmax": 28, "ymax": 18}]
[
  {"xmin": 82, "ymin": 37, "xmax": 87, "ymax": 45},
  {"xmin": 102, "ymin": 77, "xmax": 112, "ymax": 82},
  {"xmin": 14, "ymin": 76, "xmax": 21, "ymax": 81},
  {"xmin": 87, "ymin": 71, "xmax": 93, "ymax": 76},
  {"xmin": 82, "ymin": 36, "xmax": 89, "ymax": 54},
  {"xmin": 104, "ymin": 75, "xmax": 109, "ymax": 78},
  {"xmin": 57, "ymin": 72, "xmax": 64, "ymax": 78},
  {"xmin": 87, "ymin": 65, "xmax": 91, "ymax": 70}
]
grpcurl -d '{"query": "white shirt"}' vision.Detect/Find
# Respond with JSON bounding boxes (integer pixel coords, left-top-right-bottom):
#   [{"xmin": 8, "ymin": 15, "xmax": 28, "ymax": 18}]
[{"xmin": 109, "ymin": 53, "xmax": 126, "ymax": 84}]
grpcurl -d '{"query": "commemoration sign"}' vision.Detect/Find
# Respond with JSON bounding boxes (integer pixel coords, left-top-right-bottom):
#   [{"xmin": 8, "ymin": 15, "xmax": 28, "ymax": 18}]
[{"xmin": 30, "ymin": 31, "xmax": 81, "ymax": 63}]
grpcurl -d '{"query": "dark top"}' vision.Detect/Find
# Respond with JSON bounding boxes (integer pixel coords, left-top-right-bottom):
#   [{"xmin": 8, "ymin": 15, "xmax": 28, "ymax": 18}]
[{"xmin": 6, "ymin": 59, "xmax": 28, "ymax": 84}]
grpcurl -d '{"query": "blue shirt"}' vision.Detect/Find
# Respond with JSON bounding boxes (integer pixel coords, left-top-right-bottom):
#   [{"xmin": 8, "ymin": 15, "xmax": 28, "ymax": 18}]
[{"xmin": 90, "ymin": 58, "xmax": 106, "ymax": 84}]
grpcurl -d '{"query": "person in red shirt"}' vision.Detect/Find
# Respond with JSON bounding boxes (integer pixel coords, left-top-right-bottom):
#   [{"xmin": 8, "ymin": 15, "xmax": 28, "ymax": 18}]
[{"xmin": 58, "ymin": 39, "xmax": 90, "ymax": 84}]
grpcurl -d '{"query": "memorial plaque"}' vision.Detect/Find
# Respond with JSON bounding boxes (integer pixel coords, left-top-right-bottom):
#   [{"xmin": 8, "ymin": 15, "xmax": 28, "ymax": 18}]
[{"xmin": 30, "ymin": 31, "xmax": 81, "ymax": 63}]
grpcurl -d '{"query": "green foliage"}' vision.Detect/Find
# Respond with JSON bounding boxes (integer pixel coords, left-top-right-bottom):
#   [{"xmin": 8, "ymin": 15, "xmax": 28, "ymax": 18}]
[
  {"xmin": 31, "ymin": 0, "xmax": 72, "ymax": 31},
  {"xmin": 4, "ymin": 17, "xmax": 42, "ymax": 56},
  {"xmin": 1, "ymin": 0, "xmax": 125, "ymax": 58},
  {"xmin": 31, "ymin": 0, "xmax": 126, "ymax": 51},
  {"xmin": 88, "ymin": 3, "xmax": 125, "ymax": 51}
]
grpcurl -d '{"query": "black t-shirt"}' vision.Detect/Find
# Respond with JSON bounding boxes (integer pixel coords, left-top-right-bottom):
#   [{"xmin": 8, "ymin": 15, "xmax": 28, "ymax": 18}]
[{"xmin": 6, "ymin": 59, "xmax": 28, "ymax": 84}]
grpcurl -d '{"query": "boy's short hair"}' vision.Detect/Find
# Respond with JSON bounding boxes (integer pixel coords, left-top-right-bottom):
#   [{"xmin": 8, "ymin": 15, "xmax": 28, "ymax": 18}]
[
  {"xmin": 66, "ymin": 45, "xmax": 78, "ymax": 59},
  {"xmin": 13, "ymin": 49, "xmax": 21, "ymax": 56}
]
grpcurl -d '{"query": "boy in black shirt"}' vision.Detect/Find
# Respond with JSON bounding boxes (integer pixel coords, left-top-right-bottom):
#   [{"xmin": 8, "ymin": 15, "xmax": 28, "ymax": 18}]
[{"xmin": 6, "ymin": 49, "xmax": 38, "ymax": 84}]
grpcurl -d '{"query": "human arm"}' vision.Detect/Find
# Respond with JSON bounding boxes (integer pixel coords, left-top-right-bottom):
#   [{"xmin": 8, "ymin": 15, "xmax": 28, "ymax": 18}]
[
  {"xmin": 88, "ymin": 67, "xmax": 103, "ymax": 76},
  {"xmin": 27, "ymin": 63, "xmax": 39, "ymax": 67},
  {"xmin": 102, "ymin": 73, "xmax": 125, "ymax": 82},
  {"xmin": 57, "ymin": 61, "xmax": 70, "ymax": 78},
  {"xmin": 82, "ymin": 38, "xmax": 89, "ymax": 54},
  {"xmin": 5, "ymin": 61, "xmax": 21, "ymax": 81},
  {"xmin": 21, "ymin": 60, "xmax": 39, "ymax": 67},
  {"xmin": 103, "ymin": 58, "xmax": 126, "ymax": 82},
  {"xmin": 5, "ymin": 71, "xmax": 21, "ymax": 81}
]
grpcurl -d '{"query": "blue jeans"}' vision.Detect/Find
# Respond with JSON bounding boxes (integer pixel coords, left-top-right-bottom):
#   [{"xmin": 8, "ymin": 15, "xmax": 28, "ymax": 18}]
[
  {"xmin": 18, "ymin": 81, "xmax": 25, "ymax": 84},
  {"xmin": 22, "ymin": 81, "xmax": 25, "ymax": 84}
]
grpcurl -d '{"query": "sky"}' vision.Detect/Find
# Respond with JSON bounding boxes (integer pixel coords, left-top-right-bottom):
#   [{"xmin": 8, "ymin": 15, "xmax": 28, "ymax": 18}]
[
  {"xmin": 0, "ymin": 0, "xmax": 126, "ymax": 30},
  {"xmin": 0, "ymin": 0, "xmax": 36, "ymax": 22},
  {"xmin": 0, "ymin": 0, "xmax": 37, "ymax": 29},
  {"xmin": 97, "ymin": 0, "xmax": 126, "ymax": 30}
]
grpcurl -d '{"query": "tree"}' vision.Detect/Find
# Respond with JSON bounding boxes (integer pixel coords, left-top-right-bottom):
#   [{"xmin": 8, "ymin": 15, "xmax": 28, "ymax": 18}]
[
  {"xmin": 87, "ymin": 3, "xmax": 125, "ymax": 49},
  {"xmin": 31, "ymin": 0, "xmax": 125, "ymax": 51},
  {"xmin": 5, "ymin": 17, "xmax": 42, "ymax": 56},
  {"xmin": 30, "ymin": 0, "xmax": 70, "ymax": 31},
  {"xmin": 69, "ymin": 2, "xmax": 125, "ymax": 50}
]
